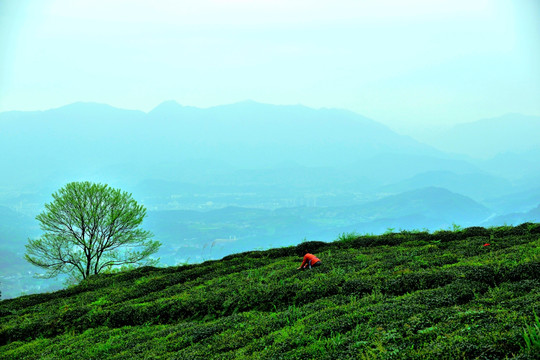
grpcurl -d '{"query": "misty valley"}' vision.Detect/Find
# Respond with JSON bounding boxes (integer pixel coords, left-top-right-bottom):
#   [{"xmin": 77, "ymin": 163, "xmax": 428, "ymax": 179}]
[{"xmin": 0, "ymin": 101, "xmax": 539, "ymax": 299}]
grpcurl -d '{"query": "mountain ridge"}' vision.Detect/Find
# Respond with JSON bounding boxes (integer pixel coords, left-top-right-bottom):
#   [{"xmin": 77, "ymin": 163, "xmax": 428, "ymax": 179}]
[{"xmin": 0, "ymin": 100, "xmax": 461, "ymax": 186}]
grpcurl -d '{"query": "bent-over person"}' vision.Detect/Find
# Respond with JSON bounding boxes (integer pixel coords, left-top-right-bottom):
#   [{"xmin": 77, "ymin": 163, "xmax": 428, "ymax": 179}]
[{"xmin": 297, "ymin": 251, "xmax": 322, "ymax": 270}]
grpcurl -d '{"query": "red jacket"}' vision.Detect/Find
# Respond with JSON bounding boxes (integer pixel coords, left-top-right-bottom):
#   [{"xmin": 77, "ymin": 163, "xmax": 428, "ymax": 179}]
[{"xmin": 300, "ymin": 253, "xmax": 320, "ymax": 268}]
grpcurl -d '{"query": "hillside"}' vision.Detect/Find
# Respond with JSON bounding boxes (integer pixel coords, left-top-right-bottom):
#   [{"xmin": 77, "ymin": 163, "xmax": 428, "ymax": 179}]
[
  {"xmin": 1, "ymin": 224, "xmax": 539, "ymax": 359},
  {"xmin": 487, "ymin": 205, "xmax": 540, "ymax": 228}
]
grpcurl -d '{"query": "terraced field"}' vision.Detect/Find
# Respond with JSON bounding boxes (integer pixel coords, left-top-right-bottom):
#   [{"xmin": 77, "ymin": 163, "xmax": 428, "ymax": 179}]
[{"xmin": 1, "ymin": 223, "xmax": 539, "ymax": 359}]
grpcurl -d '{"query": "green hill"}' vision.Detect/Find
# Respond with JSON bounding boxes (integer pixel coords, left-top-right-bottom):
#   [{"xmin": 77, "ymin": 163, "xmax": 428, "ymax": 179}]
[{"xmin": 1, "ymin": 224, "xmax": 539, "ymax": 359}]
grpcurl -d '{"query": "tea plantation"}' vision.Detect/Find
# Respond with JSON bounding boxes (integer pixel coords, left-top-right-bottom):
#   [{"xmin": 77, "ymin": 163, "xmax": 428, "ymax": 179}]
[{"xmin": 1, "ymin": 223, "xmax": 539, "ymax": 359}]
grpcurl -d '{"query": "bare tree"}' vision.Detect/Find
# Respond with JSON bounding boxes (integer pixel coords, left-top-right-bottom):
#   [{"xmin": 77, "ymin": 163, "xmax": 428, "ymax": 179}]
[{"xmin": 25, "ymin": 181, "xmax": 161, "ymax": 281}]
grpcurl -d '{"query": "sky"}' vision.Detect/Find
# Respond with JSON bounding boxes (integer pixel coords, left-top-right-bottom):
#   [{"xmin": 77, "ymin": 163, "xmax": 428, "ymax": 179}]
[{"xmin": 1, "ymin": 0, "xmax": 539, "ymax": 135}]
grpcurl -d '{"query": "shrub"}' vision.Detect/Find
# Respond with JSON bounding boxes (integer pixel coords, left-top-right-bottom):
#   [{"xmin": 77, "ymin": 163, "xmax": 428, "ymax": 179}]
[
  {"xmin": 384, "ymin": 271, "xmax": 457, "ymax": 295},
  {"xmin": 342, "ymin": 279, "xmax": 374, "ymax": 296},
  {"xmin": 336, "ymin": 235, "xmax": 379, "ymax": 249},
  {"xmin": 491, "ymin": 223, "xmax": 536, "ymax": 237},
  {"xmin": 104, "ymin": 303, "xmax": 159, "ymax": 328},
  {"xmin": 431, "ymin": 230, "xmax": 462, "ymax": 242},
  {"xmin": 528, "ymin": 223, "xmax": 540, "ymax": 235},
  {"xmin": 430, "ymin": 253, "xmax": 459, "ymax": 266},
  {"xmin": 456, "ymin": 265, "xmax": 500, "ymax": 286},
  {"xmin": 0, "ymin": 319, "xmax": 52, "ymax": 345},
  {"xmin": 462, "ymin": 226, "xmax": 490, "ymax": 238},
  {"xmin": 514, "ymin": 222, "xmax": 537, "ymax": 235},
  {"xmin": 504, "ymin": 263, "xmax": 540, "ymax": 282},
  {"xmin": 265, "ymin": 246, "xmax": 297, "ymax": 258},
  {"xmin": 421, "ymin": 280, "xmax": 489, "ymax": 308},
  {"xmin": 295, "ymin": 241, "xmax": 329, "ymax": 256},
  {"xmin": 337, "ymin": 232, "xmax": 361, "ymax": 243},
  {"xmin": 399, "ymin": 229, "xmax": 432, "ymax": 241},
  {"xmin": 292, "ymin": 275, "xmax": 343, "ymax": 305},
  {"xmin": 0, "ymin": 307, "xmax": 14, "ymax": 318}
]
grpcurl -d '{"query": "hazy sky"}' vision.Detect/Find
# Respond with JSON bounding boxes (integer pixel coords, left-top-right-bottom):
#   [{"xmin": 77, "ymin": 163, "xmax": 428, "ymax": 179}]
[{"xmin": 1, "ymin": 0, "xmax": 539, "ymax": 133}]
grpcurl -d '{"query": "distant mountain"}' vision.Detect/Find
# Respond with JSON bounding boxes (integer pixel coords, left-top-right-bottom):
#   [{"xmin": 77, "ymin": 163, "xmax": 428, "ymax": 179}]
[
  {"xmin": 484, "ymin": 204, "xmax": 540, "ymax": 226},
  {"xmin": 0, "ymin": 101, "xmax": 468, "ymax": 189},
  {"xmin": 476, "ymin": 149, "xmax": 540, "ymax": 181},
  {"xmin": 482, "ymin": 186, "xmax": 540, "ymax": 214},
  {"xmin": 345, "ymin": 187, "xmax": 492, "ymax": 225},
  {"xmin": 379, "ymin": 171, "xmax": 513, "ymax": 201},
  {"xmin": 144, "ymin": 100, "xmax": 443, "ymax": 167},
  {"xmin": 427, "ymin": 113, "xmax": 540, "ymax": 159},
  {"xmin": 350, "ymin": 214, "xmax": 447, "ymax": 234},
  {"xmin": 279, "ymin": 186, "xmax": 492, "ymax": 234}
]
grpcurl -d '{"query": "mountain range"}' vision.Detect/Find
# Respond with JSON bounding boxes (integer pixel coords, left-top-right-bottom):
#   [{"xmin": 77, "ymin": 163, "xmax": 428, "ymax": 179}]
[
  {"xmin": 2, "ymin": 101, "xmax": 538, "ymax": 189},
  {"xmin": 0, "ymin": 100, "xmax": 448, "ymax": 187}
]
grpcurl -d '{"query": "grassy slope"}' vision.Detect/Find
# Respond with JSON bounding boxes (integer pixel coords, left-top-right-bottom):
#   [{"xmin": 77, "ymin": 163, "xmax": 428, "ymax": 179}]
[{"xmin": 1, "ymin": 224, "xmax": 539, "ymax": 359}]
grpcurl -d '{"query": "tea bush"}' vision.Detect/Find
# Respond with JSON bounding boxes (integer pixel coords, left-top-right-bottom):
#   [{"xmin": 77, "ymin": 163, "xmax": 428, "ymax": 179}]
[
  {"xmin": 1, "ymin": 223, "xmax": 539, "ymax": 359},
  {"xmin": 504, "ymin": 263, "xmax": 540, "ymax": 282},
  {"xmin": 383, "ymin": 270, "xmax": 457, "ymax": 295}
]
